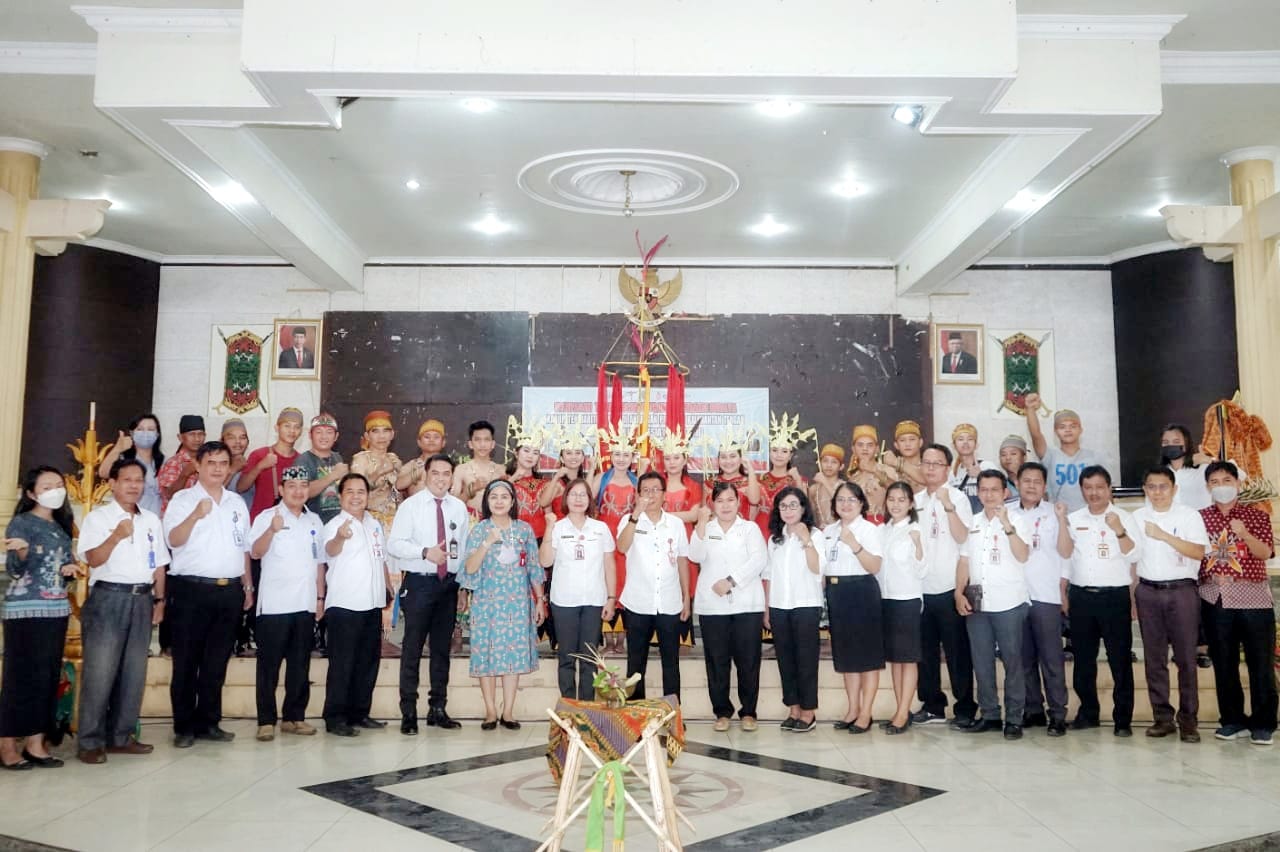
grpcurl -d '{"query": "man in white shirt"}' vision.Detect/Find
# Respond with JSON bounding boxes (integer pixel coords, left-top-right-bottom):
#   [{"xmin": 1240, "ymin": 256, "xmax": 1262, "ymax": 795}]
[
  {"xmin": 162, "ymin": 440, "xmax": 253, "ymax": 748},
  {"xmin": 1010, "ymin": 462, "xmax": 1073, "ymax": 737},
  {"xmin": 1062, "ymin": 465, "xmax": 1142, "ymax": 736},
  {"xmin": 248, "ymin": 466, "xmax": 325, "ymax": 742},
  {"xmin": 616, "ymin": 471, "xmax": 690, "ymax": 700},
  {"xmin": 912, "ymin": 444, "xmax": 977, "ymax": 727},
  {"xmin": 1132, "ymin": 466, "xmax": 1210, "ymax": 742},
  {"xmin": 387, "ymin": 453, "xmax": 470, "ymax": 733},
  {"xmin": 322, "ymin": 473, "xmax": 392, "ymax": 736},
  {"xmin": 75, "ymin": 458, "xmax": 172, "ymax": 763},
  {"xmin": 956, "ymin": 470, "xmax": 1031, "ymax": 739}
]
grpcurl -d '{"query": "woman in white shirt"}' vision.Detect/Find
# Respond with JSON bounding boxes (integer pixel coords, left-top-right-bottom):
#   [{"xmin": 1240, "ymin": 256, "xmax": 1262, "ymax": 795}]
[
  {"xmin": 763, "ymin": 486, "xmax": 828, "ymax": 733},
  {"xmin": 689, "ymin": 481, "xmax": 768, "ymax": 733},
  {"xmin": 538, "ymin": 478, "xmax": 617, "ymax": 700},
  {"xmin": 823, "ymin": 481, "xmax": 885, "ymax": 734},
  {"xmin": 879, "ymin": 481, "xmax": 927, "ymax": 735}
]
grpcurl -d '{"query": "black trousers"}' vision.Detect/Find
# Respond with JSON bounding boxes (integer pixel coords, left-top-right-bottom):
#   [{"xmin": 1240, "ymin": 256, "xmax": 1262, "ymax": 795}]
[
  {"xmin": 235, "ymin": 558, "xmax": 263, "ymax": 651},
  {"xmin": 399, "ymin": 572, "xmax": 458, "ymax": 718},
  {"xmin": 1067, "ymin": 584, "xmax": 1134, "ymax": 726},
  {"xmin": 551, "ymin": 604, "xmax": 604, "ymax": 700},
  {"xmin": 168, "ymin": 578, "xmax": 242, "ymax": 736},
  {"xmin": 1203, "ymin": 599, "xmax": 1278, "ymax": 731},
  {"xmin": 255, "ymin": 610, "xmax": 314, "ymax": 725},
  {"xmin": 770, "ymin": 606, "xmax": 820, "ymax": 711},
  {"xmin": 918, "ymin": 591, "xmax": 977, "ymax": 720},
  {"xmin": 0, "ymin": 616, "xmax": 67, "ymax": 738},
  {"xmin": 625, "ymin": 611, "xmax": 681, "ymax": 701},
  {"xmin": 323, "ymin": 607, "xmax": 381, "ymax": 726},
  {"xmin": 537, "ymin": 572, "xmax": 557, "ymax": 649},
  {"xmin": 700, "ymin": 611, "xmax": 764, "ymax": 719}
]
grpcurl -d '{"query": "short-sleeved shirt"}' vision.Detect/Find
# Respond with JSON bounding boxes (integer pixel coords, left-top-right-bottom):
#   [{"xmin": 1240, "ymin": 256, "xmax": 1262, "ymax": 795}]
[
  {"xmin": 156, "ymin": 448, "xmax": 196, "ymax": 515},
  {"xmin": 163, "ymin": 486, "xmax": 250, "ymax": 578},
  {"xmin": 1010, "ymin": 500, "xmax": 1066, "ymax": 604},
  {"xmin": 948, "ymin": 459, "xmax": 1001, "ymax": 513},
  {"xmin": 763, "ymin": 528, "xmax": 828, "ymax": 610},
  {"xmin": 244, "ymin": 446, "xmax": 300, "ymax": 521},
  {"xmin": 878, "ymin": 520, "xmax": 927, "ymax": 601},
  {"xmin": 548, "ymin": 517, "xmax": 615, "ymax": 608},
  {"xmin": 250, "ymin": 504, "xmax": 324, "ymax": 614},
  {"xmin": 1041, "ymin": 446, "xmax": 1105, "ymax": 512},
  {"xmin": 296, "ymin": 450, "xmax": 345, "ymax": 523},
  {"xmin": 323, "ymin": 511, "xmax": 387, "ymax": 612},
  {"xmin": 962, "ymin": 511, "xmax": 1031, "ymax": 613},
  {"xmin": 1199, "ymin": 502, "xmax": 1274, "ymax": 609},
  {"xmin": 689, "ymin": 517, "xmax": 768, "ymax": 615},
  {"xmin": 1065, "ymin": 504, "xmax": 1141, "ymax": 587},
  {"xmin": 78, "ymin": 500, "xmax": 171, "ymax": 586},
  {"xmin": 1173, "ymin": 465, "xmax": 1212, "ymax": 511},
  {"xmin": 1132, "ymin": 504, "xmax": 1208, "ymax": 582},
  {"xmin": 621, "ymin": 512, "xmax": 690, "ymax": 616},
  {"xmin": 914, "ymin": 486, "xmax": 974, "ymax": 594}
]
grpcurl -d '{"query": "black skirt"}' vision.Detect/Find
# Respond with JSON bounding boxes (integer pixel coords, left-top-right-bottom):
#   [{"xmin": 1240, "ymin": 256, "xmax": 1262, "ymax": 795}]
[
  {"xmin": 882, "ymin": 598, "xmax": 923, "ymax": 664},
  {"xmin": 825, "ymin": 575, "xmax": 885, "ymax": 673},
  {"xmin": 0, "ymin": 616, "xmax": 69, "ymax": 738}
]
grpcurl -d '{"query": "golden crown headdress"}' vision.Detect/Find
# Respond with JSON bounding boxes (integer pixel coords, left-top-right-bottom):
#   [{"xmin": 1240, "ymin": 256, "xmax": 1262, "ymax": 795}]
[
  {"xmin": 555, "ymin": 425, "xmax": 597, "ymax": 453},
  {"xmin": 769, "ymin": 411, "xmax": 817, "ymax": 450},
  {"xmin": 656, "ymin": 426, "xmax": 691, "ymax": 456},
  {"xmin": 597, "ymin": 423, "xmax": 640, "ymax": 455},
  {"xmin": 696, "ymin": 423, "xmax": 755, "ymax": 456},
  {"xmin": 506, "ymin": 415, "xmax": 548, "ymax": 453}
]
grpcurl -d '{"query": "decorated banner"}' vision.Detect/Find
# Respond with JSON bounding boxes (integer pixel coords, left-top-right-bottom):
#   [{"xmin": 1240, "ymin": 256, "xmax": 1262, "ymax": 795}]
[
  {"xmin": 987, "ymin": 329, "xmax": 1056, "ymax": 421},
  {"xmin": 209, "ymin": 326, "xmax": 272, "ymax": 416},
  {"xmin": 523, "ymin": 386, "xmax": 770, "ymax": 473}
]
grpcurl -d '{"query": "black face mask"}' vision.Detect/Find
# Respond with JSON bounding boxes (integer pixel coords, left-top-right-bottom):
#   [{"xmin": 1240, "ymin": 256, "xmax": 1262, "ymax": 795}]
[{"xmin": 1160, "ymin": 445, "xmax": 1186, "ymax": 462}]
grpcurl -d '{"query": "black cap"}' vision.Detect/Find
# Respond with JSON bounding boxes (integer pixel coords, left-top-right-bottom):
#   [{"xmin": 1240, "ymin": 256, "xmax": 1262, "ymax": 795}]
[{"xmin": 179, "ymin": 414, "xmax": 205, "ymax": 433}]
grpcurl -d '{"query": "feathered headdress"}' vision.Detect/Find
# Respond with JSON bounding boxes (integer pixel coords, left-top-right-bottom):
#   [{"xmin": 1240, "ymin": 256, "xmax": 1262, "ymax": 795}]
[
  {"xmin": 506, "ymin": 415, "xmax": 548, "ymax": 454},
  {"xmin": 656, "ymin": 426, "xmax": 691, "ymax": 456},
  {"xmin": 693, "ymin": 423, "xmax": 756, "ymax": 457},
  {"xmin": 597, "ymin": 423, "xmax": 640, "ymax": 455},
  {"xmin": 769, "ymin": 411, "xmax": 817, "ymax": 450},
  {"xmin": 555, "ymin": 425, "xmax": 597, "ymax": 454}
]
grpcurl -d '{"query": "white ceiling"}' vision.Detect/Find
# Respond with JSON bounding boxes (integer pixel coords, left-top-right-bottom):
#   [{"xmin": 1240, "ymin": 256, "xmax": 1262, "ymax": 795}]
[{"xmin": 1018, "ymin": 0, "xmax": 1280, "ymax": 50}]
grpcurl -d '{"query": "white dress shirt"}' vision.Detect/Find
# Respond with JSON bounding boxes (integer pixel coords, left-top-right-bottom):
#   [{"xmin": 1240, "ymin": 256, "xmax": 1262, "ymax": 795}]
[
  {"xmin": 821, "ymin": 518, "xmax": 884, "ymax": 576},
  {"xmin": 763, "ymin": 528, "xmax": 828, "ymax": 610},
  {"xmin": 548, "ymin": 517, "xmax": 615, "ymax": 608},
  {"xmin": 1132, "ymin": 503, "xmax": 1209, "ymax": 582},
  {"xmin": 689, "ymin": 517, "xmax": 767, "ymax": 615},
  {"xmin": 77, "ymin": 500, "xmax": 171, "ymax": 586},
  {"xmin": 162, "ymin": 485, "xmax": 250, "ymax": 578},
  {"xmin": 878, "ymin": 520, "xmax": 928, "ymax": 601},
  {"xmin": 1173, "ymin": 466, "xmax": 1213, "ymax": 511},
  {"xmin": 323, "ymin": 511, "xmax": 387, "ymax": 611},
  {"xmin": 620, "ymin": 511, "xmax": 689, "ymax": 616},
  {"xmin": 914, "ymin": 485, "xmax": 974, "ymax": 594},
  {"xmin": 1066, "ymin": 504, "xmax": 1142, "ymax": 587},
  {"xmin": 250, "ymin": 504, "xmax": 325, "ymax": 615},
  {"xmin": 962, "ymin": 511, "xmax": 1031, "ymax": 612},
  {"xmin": 387, "ymin": 488, "xmax": 471, "ymax": 575},
  {"xmin": 1010, "ymin": 500, "xmax": 1067, "ymax": 604}
]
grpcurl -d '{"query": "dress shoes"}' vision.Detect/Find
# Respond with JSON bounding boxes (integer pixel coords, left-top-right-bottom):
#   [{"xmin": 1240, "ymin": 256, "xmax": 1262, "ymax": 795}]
[
  {"xmin": 1021, "ymin": 711, "xmax": 1047, "ymax": 728},
  {"xmin": 326, "ymin": 723, "xmax": 359, "ymax": 737},
  {"xmin": 740, "ymin": 717, "xmax": 758, "ymax": 732},
  {"xmin": 1047, "ymin": 719, "xmax": 1068, "ymax": 737},
  {"xmin": 1146, "ymin": 720, "xmax": 1177, "ymax": 738},
  {"xmin": 77, "ymin": 748, "xmax": 107, "ymax": 765},
  {"xmin": 1003, "ymin": 724, "xmax": 1023, "ymax": 740},
  {"xmin": 959, "ymin": 718, "xmax": 1004, "ymax": 734},
  {"xmin": 426, "ymin": 709, "xmax": 462, "ymax": 729},
  {"xmin": 21, "ymin": 750, "xmax": 63, "ymax": 768},
  {"xmin": 107, "ymin": 739, "xmax": 154, "ymax": 755},
  {"xmin": 353, "ymin": 717, "xmax": 387, "ymax": 729},
  {"xmin": 280, "ymin": 721, "xmax": 316, "ymax": 736},
  {"xmin": 195, "ymin": 727, "xmax": 235, "ymax": 743},
  {"xmin": 400, "ymin": 718, "xmax": 419, "ymax": 735},
  {"xmin": 256, "ymin": 725, "xmax": 275, "ymax": 742},
  {"xmin": 173, "ymin": 734, "xmax": 195, "ymax": 749},
  {"xmin": 1070, "ymin": 716, "xmax": 1100, "ymax": 731},
  {"xmin": 714, "ymin": 718, "xmax": 731, "ymax": 732},
  {"xmin": 1, "ymin": 759, "xmax": 33, "ymax": 771},
  {"xmin": 1180, "ymin": 726, "xmax": 1201, "ymax": 743},
  {"xmin": 481, "ymin": 719, "xmax": 498, "ymax": 731},
  {"xmin": 1114, "ymin": 725, "xmax": 1133, "ymax": 737},
  {"xmin": 500, "ymin": 718, "xmax": 522, "ymax": 731}
]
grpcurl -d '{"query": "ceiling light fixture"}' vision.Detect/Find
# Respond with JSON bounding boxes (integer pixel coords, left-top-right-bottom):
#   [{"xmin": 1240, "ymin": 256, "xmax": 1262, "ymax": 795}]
[
  {"xmin": 1004, "ymin": 189, "xmax": 1042, "ymax": 212},
  {"xmin": 620, "ymin": 169, "xmax": 636, "ymax": 218},
  {"xmin": 831, "ymin": 177, "xmax": 866, "ymax": 198},
  {"xmin": 461, "ymin": 98, "xmax": 496, "ymax": 113},
  {"xmin": 472, "ymin": 213, "xmax": 511, "ymax": 235},
  {"xmin": 756, "ymin": 98, "xmax": 803, "ymax": 118},
  {"xmin": 210, "ymin": 181, "xmax": 255, "ymax": 206},
  {"xmin": 891, "ymin": 104, "xmax": 924, "ymax": 127},
  {"xmin": 405, "ymin": 179, "xmax": 420, "ymax": 190},
  {"xmin": 750, "ymin": 215, "xmax": 789, "ymax": 237}
]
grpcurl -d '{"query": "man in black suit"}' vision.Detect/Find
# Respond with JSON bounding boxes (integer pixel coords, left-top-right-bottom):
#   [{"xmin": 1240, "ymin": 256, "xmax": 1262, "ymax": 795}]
[
  {"xmin": 941, "ymin": 331, "xmax": 977, "ymax": 374},
  {"xmin": 279, "ymin": 327, "xmax": 315, "ymax": 370}
]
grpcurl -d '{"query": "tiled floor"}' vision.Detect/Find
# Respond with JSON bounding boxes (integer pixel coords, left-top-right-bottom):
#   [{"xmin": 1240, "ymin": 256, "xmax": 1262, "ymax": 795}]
[{"xmin": 2, "ymin": 716, "xmax": 1279, "ymax": 851}]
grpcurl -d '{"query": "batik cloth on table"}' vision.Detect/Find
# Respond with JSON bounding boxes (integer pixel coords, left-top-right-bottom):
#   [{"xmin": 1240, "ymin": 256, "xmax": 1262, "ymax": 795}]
[{"xmin": 546, "ymin": 695, "xmax": 685, "ymax": 784}]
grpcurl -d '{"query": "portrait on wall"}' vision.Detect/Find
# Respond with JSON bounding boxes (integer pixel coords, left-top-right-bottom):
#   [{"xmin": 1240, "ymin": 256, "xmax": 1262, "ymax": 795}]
[
  {"xmin": 933, "ymin": 323, "xmax": 984, "ymax": 385},
  {"xmin": 272, "ymin": 319, "xmax": 323, "ymax": 381}
]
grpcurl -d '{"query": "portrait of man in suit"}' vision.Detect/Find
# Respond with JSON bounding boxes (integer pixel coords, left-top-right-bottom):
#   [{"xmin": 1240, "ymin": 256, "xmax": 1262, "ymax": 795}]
[
  {"xmin": 278, "ymin": 325, "xmax": 315, "ymax": 370},
  {"xmin": 941, "ymin": 330, "xmax": 977, "ymax": 374}
]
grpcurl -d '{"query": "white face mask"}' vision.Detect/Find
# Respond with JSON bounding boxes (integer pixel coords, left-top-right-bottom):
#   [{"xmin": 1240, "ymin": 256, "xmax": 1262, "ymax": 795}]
[
  {"xmin": 36, "ymin": 487, "xmax": 66, "ymax": 510},
  {"xmin": 1210, "ymin": 484, "xmax": 1239, "ymax": 504}
]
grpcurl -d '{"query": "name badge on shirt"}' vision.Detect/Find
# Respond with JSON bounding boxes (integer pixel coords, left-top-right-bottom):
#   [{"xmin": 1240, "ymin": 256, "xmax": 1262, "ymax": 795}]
[
  {"xmin": 371, "ymin": 528, "xmax": 385, "ymax": 561},
  {"xmin": 573, "ymin": 542, "xmax": 585, "ymax": 561},
  {"xmin": 310, "ymin": 529, "xmax": 319, "ymax": 560},
  {"xmin": 231, "ymin": 511, "xmax": 244, "ymax": 547},
  {"xmin": 708, "ymin": 534, "xmax": 723, "ymax": 541},
  {"xmin": 1096, "ymin": 530, "xmax": 1109, "ymax": 559},
  {"xmin": 930, "ymin": 513, "xmax": 940, "ymax": 538},
  {"xmin": 147, "ymin": 531, "xmax": 156, "ymax": 570},
  {"xmin": 828, "ymin": 542, "xmax": 840, "ymax": 562}
]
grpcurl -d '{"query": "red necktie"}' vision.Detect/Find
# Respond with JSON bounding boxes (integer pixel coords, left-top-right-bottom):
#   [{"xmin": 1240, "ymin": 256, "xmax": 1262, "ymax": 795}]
[
  {"xmin": 435, "ymin": 497, "xmax": 448, "ymax": 579},
  {"xmin": 952, "ymin": 354, "xmax": 959, "ymax": 371}
]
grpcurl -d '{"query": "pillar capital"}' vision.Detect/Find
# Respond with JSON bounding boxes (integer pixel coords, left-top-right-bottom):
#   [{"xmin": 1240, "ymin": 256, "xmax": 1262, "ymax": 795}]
[
  {"xmin": 0, "ymin": 137, "xmax": 48, "ymax": 159},
  {"xmin": 1221, "ymin": 146, "xmax": 1279, "ymax": 168}
]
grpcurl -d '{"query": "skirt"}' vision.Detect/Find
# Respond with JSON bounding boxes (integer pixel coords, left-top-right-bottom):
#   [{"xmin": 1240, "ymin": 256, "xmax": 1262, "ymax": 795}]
[
  {"xmin": 826, "ymin": 575, "xmax": 885, "ymax": 673},
  {"xmin": 0, "ymin": 616, "xmax": 69, "ymax": 737},
  {"xmin": 882, "ymin": 598, "xmax": 923, "ymax": 664}
]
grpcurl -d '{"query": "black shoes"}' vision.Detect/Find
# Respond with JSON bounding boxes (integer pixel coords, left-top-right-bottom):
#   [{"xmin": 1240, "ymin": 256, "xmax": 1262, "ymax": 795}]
[
  {"xmin": 960, "ymin": 718, "xmax": 1003, "ymax": 734},
  {"xmin": 1047, "ymin": 719, "xmax": 1068, "ymax": 737},
  {"xmin": 426, "ymin": 708, "xmax": 462, "ymax": 729},
  {"xmin": 21, "ymin": 750, "xmax": 63, "ymax": 768},
  {"xmin": 353, "ymin": 717, "xmax": 386, "ymax": 729},
  {"xmin": 195, "ymin": 727, "xmax": 235, "ymax": 742},
  {"xmin": 1003, "ymin": 724, "xmax": 1023, "ymax": 740},
  {"xmin": 1070, "ymin": 716, "xmax": 1100, "ymax": 731},
  {"xmin": 499, "ymin": 718, "xmax": 521, "ymax": 731},
  {"xmin": 400, "ymin": 718, "xmax": 418, "ymax": 735},
  {"xmin": 1114, "ymin": 725, "xmax": 1133, "ymax": 737},
  {"xmin": 481, "ymin": 719, "xmax": 498, "ymax": 731},
  {"xmin": 173, "ymin": 734, "xmax": 195, "ymax": 749},
  {"xmin": 327, "ymin": 723, "xmax": 358, "ymax": 737},
  {"xmin": 948, "ymin": 717, "xmax": 978, "ymax": 731},
  {"xmin": 910, "ymin": 709, "xmax": 947, "ymax": 725},
  {"xmin": 1021, "ymin": 711, "xmax": 1048, "ymax": 728}
]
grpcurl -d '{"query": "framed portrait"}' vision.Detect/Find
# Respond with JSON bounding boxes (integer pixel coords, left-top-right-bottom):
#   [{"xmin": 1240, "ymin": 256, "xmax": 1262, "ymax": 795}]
[
  {"xmin": 271, "ymin": 318, "xmax": 323, "ymax": 381},
  {"xmin": 933, "ymin": 322, "xmax": 984, "ymax": 385}
]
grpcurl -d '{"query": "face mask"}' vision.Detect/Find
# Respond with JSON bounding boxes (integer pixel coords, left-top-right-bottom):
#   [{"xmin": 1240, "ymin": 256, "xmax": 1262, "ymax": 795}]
[
  {"xmin": 1211, "ymin": 485, "xmax": 1238, "ymax": 504},
  {"xmin": 132, "ymin": 430, "xmax": 159, "ymax": 449},
  {"xmin": 1160, "ymin": 445, "xmax": 1186, "ymax": 462},
  {"xmin": 36, "ymin": 487, "xmax": 66, "ymax": 510}
]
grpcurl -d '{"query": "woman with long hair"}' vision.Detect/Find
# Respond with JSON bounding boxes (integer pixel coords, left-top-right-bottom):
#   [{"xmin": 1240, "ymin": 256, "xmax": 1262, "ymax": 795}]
[
  {"xmin": 878, "ymin": 481, "xmax": 927, "ymax": 734},
  {"xmin": 824, "ymin": 481, "xmax": 885, "ymax": 734},
  {"xmin": 659, "ymin": 431, "xmax": 703, "ymax": 648},
  {"xmin": 594, "ymin": 428, "xmax": 641, "ymax": 655},
  {"xmin": 2, "ymin": 466, "xmax": 77, "ymax": 769},
  {"xmin": 542, "ymin": 430, "xmax": 594, "ymax": 519},
  {"xmin": 702, "ymin": 435, "xmax": 760, "ymax": 521},
  {"xmin": 1160, "ymin": 422, "xmax": 1214, "ymax": 510},
  {"xmin": 763, "ymin": 485, "xmax": 827, "ymax": 733},
  {"xmin": 97, "ymin": 414, "xmax": 165, "ymax": 515}
]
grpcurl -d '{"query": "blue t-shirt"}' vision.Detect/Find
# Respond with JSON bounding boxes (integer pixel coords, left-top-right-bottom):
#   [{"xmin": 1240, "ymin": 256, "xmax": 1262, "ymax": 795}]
[{"xmin": 1040, "ymin": 446, "xmax": 1105, "ymax": 512}]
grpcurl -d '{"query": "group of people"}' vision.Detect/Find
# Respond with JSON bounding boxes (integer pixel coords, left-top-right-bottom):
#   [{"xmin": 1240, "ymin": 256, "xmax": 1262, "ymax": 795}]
[{"xmin": 0, "ymin": 393, "xmax": 1274, "ymax": 770}]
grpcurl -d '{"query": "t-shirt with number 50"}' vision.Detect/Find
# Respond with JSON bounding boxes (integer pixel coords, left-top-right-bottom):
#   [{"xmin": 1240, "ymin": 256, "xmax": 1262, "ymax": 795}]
[{"xmin": 1040, "ymin": 446, "xmax": 1105, "ymax": 513}]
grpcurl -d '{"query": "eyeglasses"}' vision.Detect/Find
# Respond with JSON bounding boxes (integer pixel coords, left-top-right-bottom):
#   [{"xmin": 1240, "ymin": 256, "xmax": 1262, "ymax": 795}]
[
  {"xmin": 1143, "ymin": 483, "xmax": 1172, "ymax": 492},
  {"xmin": 921, "ymin": 460, "xmax": 948, "ymax": 468},
  {"xmin": 777, "ymin": 501, "xmax": 802, "ymax": 510},
  {"xmin": 835, "ymin": 496, "xmax": 861, "ymax": 505}
]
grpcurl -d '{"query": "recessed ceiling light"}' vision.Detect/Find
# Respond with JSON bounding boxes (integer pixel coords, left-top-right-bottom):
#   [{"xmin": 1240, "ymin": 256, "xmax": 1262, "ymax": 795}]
[
  {"xmin": 1004, "ymin": 189, "xmax": 1042, "ymax": 211},
  {"xmin": 472, "ymin": 213, "xmax": 511, "ymax": 235},
  {"xmin": 756, "ymin": 99, "xmax": 803, "ymax": 118},
  {"xmin": 461, "ymin": 98, "xmax": 496, "ymax": 113},
  {"xmin": 831, "ymin": 178, "xmax": 866, "ymax": 199},
  {"xmin": 891, "ymin": 104, "xmax": 924, "ymax": 127},
  {"xmin": 405, "ymin": 179, "xmax": 420, "ymax": 190},
  {"xmin": 210, "ymin": 181, "xmax": 254, "ymax": 206},
  {"xmin": 750, "ymin": 215, "xmax": 789, "ymax": 237}
]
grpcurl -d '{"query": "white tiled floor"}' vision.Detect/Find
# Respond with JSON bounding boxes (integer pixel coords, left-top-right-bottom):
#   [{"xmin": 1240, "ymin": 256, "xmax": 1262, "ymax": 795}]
[{"xmin": 2, "ymin": 717, "xmax": 1278, "ymax": 851}]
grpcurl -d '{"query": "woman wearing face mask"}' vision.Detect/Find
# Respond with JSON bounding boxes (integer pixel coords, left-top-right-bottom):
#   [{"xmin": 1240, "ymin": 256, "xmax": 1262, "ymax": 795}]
[
  {"xmin": 97, "ymin": 415, "xmax": 165, "ymax": 515},
  {"xmin": 2, "ymin": 467, "xmax": 78, "ymax": 769},
  {"xmin": 1159, "ymin": 423, "xmax": 1215, "ymax": 510}
]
